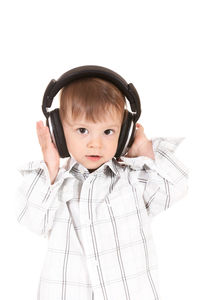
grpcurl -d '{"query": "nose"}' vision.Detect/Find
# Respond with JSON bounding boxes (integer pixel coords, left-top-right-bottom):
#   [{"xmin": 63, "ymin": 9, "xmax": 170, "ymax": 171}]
[{"xmin": 87, "ymin": 134, "xmax": 102, "ymax": 148}]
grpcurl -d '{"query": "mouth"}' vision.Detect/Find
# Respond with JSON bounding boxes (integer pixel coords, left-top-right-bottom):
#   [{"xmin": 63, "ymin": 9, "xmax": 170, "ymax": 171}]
[{"xmin": 86, "ymin": 155, "xmax": 102, "ymax": 161}]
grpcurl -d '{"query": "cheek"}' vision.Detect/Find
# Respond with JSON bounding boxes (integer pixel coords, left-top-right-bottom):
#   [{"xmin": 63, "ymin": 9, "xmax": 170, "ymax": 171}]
[
  {"xmin": 63, "ymin": 132, "xmax": 69, "ymax": 147},
  {"xmin": 64, "ymin": 131, "xmax": 74, "ymax": 149},
  {"xmin": 106, "ymin": 138, "xmax": 119, "ymax": 153},
  {"xmin": 113, "ymin": 136, "xmax": 121, "ymax": 151},
  {"xmin": 66, "ymin": 134, "xmax": 85, "ymax": 153}
]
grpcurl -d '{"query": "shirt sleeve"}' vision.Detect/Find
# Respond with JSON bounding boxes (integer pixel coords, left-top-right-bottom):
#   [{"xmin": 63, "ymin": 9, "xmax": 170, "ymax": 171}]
[
  {"xmin": 120, "ymin": 137, "xmax": 189, "ymax": 217},
  {"xmin": 15, "ymin": 160, "xmax": 66, "ymax": 237}
]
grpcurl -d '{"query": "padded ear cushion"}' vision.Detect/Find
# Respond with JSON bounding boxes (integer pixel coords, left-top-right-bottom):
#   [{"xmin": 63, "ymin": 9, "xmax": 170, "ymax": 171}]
[
  {"xmin": 115, "ymin": 111, "xmax": 134, "ymax": 159},
  {"xmin": 49, "ymin": 108, "xmax": 70, "ymax": 158}
]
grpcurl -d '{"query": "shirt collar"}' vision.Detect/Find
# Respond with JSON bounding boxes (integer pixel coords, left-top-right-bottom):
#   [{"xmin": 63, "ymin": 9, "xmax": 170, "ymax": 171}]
[{"xmin": 63, "ymin": 157, "xmax": 119, "ymax": 177}]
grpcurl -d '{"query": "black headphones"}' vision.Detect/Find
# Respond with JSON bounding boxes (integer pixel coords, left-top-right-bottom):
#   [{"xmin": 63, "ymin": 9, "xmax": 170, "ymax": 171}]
[{"xmin": 42, "ymin": 65, "xmax": 141, "ymax": 159}]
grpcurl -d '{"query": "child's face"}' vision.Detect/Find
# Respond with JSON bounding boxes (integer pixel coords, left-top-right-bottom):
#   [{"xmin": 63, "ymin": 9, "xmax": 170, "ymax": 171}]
[{"xmin": 62, "ymin": 110, "xmax": 122, "ymax": 172}]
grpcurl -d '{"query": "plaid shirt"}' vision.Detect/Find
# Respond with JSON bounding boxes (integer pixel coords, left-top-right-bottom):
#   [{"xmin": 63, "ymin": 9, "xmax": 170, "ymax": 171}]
[{"xmin": 15, "ymin": 137, "xmax": 188, "ymax": 300}]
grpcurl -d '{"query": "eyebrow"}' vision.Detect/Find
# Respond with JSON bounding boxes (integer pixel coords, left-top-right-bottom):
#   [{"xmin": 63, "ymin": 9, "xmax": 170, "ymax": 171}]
[{"xmin": 74, "ymin": 123, "xmax": 120, "ymax": 128}]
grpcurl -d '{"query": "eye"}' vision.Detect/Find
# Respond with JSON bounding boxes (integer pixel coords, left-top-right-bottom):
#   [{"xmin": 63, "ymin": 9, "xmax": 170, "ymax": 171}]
[
  {"xmin": 76, "ymin": 128, "xmax": 88, "ymax": 135},
  {"xmin": 104, "ymin": 129, "xmax": 114, "ymax": 135}
]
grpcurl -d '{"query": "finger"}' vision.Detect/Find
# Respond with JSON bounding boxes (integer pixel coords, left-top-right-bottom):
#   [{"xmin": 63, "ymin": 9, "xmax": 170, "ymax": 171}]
[
  {"xmin": 36, "ymin": 120, "xmax": 44, "ymax": 134},
  {"xmin": 36, "ymin": 121, "xmax": 52, "ymax": 148},
  {"xmin": 136, "ymin": 123, "xmax": 143, "ymax": 128},
  {"xmin": 36, "ymin": 121, "xmax": 46, "ymax": 139},
  {"xmin": 135, "ymin": 123, "xmax": 144, "ymax": 133}
]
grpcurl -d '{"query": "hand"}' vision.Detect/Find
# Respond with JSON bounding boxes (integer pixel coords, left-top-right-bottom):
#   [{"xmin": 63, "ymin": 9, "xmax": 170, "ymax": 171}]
[
  {"xmin": 36, "ymin": 120, "xmax": 60, "ymax": 184},
  {"xmin": 125, "ymin": 123, "xmax": 155, "ymax": 160}
]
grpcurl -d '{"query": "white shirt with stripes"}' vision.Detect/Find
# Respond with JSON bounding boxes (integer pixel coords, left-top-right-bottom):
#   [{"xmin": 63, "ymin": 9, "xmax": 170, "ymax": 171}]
[{"xmin": 15, "ymin": 137, "xmax": 188, "ymax": 300}]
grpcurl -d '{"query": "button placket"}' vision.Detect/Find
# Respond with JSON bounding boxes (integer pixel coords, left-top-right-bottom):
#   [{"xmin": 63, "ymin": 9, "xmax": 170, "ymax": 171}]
[
  {"xmin": 79, "ymin": 176, "xmax": 95, "ymax": 240},
  {"xmin": 79, "ymin": 173, "xmax": 103, "ymax": 288}
]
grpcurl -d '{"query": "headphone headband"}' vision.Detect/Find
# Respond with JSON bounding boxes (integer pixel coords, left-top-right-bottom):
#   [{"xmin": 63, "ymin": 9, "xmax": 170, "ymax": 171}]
[{"xmin": 42, "ymin": 65, "xmax": 141, "ymax": 122}]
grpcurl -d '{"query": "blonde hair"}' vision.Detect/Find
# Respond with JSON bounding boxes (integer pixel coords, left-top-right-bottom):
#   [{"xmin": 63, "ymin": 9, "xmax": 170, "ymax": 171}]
[{"xmin": 59, "ymin": 77, "xmax": 127, "ymax": 123}]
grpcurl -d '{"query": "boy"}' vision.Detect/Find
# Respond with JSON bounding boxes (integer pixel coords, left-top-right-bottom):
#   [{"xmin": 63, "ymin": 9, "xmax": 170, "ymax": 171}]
[{"xmin": 16, "ymin": 75, "xmax": 188, "ymax": 300}]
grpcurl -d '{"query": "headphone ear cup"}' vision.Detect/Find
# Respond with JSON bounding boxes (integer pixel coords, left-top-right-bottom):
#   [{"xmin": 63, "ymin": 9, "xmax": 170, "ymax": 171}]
[
  {"xmin": 115, "ymin": 110, "xmax": 135, "ymax": 159},
  {"xmin": 48, "ymin": 108, "xmax": 70, "ymax": 158}
]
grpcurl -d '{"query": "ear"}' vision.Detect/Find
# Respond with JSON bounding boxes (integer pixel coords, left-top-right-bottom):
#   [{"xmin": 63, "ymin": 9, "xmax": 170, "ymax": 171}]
[
  {"xmin": 48, "ymin": 108, "xmax": 70, "ymax": 158},
  {"xmin": 115, "ymin": 110, "xmax": 135, "ymax": 158}
]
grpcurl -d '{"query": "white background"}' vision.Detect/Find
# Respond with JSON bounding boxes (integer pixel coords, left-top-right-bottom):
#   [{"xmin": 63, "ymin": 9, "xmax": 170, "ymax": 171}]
[{"xmin": 0, "ymin": 0, "xmax": 199, "ymax": 299}]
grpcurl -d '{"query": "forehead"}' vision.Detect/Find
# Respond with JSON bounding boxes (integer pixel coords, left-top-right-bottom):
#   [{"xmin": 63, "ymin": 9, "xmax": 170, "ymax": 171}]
[{"xmin": 65, "ymin": 109, "xmax": 122, "ymax": 127}]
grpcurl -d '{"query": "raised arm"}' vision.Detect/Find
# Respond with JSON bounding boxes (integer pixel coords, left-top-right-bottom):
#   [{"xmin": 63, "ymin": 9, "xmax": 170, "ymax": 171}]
[
  {"xmin": 15, "ymin": 120, "xmax": 64, "ymax": 237},
  {"xmin": 121, "ymin": 124, "xmax": 189, "ymax": 217}
]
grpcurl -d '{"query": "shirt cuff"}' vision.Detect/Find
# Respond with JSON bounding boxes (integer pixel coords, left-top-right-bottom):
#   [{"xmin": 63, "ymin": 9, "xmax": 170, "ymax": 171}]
[
  {"xmin": 152, "ymin": 136, "xmax": 185, "ymax": 153},
  {"xmin": 17, "ymin": 160, "xmax": 66, "ymax": 189}
]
